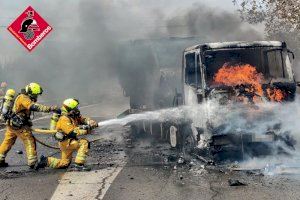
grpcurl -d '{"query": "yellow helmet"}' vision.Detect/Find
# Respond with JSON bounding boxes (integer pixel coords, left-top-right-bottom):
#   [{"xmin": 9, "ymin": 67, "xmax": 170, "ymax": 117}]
[
  {"xmin": 5, "ymin": 89, "xmax": 16, "ymax": 100},
  {"xmin": 62, "ymin": 98, "xmax": 79, "ymax": 112},
  {"xmin": 25, "ymin": 82, "xmax": 43, "ymax": 95}
]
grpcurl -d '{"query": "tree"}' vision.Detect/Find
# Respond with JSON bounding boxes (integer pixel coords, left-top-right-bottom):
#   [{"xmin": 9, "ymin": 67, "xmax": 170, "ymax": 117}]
[
  {"xmin": 233, "ymin": 0, "xmax": 300, "ymax": 65},
  {"xmin": 233, "ymin": 0, "xmax": 299, "ymax": 26}
]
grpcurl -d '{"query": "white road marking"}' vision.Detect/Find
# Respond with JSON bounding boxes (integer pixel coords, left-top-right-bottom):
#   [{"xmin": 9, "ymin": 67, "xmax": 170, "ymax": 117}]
[{"xmin": 51, "ymin": 156, "xmax": 126, "ymax": 200}]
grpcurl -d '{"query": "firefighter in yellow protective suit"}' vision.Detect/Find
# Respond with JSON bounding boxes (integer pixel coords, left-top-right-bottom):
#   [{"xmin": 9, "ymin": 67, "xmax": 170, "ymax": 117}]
[
  {"xmin": 0, "ymin": 83, "xmax": 60, "ymax": 168},
  {"xmin": 35, "ymin": 98, "xmax": 98, "ymax": 171}
]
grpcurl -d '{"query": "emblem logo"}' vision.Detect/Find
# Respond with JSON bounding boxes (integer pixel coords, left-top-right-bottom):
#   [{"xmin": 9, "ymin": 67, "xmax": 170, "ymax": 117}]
[{"xmin": 7, "ymin": 6, "xmax": 53, "ymax": 52}]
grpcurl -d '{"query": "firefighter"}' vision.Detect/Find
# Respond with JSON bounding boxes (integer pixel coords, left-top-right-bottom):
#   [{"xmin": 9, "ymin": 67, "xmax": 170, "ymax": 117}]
[
  {"xmin": 0, "ymin": 82, "xmax": 8, "ymax": 98},
  {"xmin": 0, "ymin": 82, "xmax": 60, "ymax": 168},
  {"xmin": 35, "ymin": 98, "xmax": 98, "ymax": 171}
]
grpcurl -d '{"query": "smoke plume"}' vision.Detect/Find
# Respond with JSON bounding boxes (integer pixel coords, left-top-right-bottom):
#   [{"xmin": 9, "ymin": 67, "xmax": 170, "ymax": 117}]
[
  {"xmin": 165, "ymin": 4, "xmax": 262, "ymax": 41},
  {"xmin": 0, "ymin": 1, "xmax": 263, "ymax": 105}
]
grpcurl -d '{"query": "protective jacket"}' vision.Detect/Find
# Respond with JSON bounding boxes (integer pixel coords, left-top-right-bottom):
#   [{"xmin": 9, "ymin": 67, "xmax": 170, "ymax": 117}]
[
  {"xmin": 0, "ymin": 94, "xmax": 54, "ymax": 167},
  {"xmin": 47, "ymin": 114, "xmax": 95, "ymax": 168},
  {"xmin": 10, "ymin": 94, "xmax": 52, "ymax": 127}
]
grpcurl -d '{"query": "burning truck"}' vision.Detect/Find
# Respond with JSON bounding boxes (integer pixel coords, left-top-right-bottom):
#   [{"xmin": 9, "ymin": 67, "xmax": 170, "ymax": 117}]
[
  {"xmin": 177, "ymin": 41, "xmax": 297, "ymax": 162},
  {"xmin": 118, "ymin": 40, "xmax": 297, "ymax": 162}
]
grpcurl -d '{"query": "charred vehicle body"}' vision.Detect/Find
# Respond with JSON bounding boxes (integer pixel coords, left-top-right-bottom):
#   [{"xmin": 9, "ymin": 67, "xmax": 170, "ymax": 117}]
[
  {"xmin": 182, "ymin": 41, "xmax": 296, "ymax": 104},
  {"xmin": 118, "ymin": 40, "xmax": 297, "ymax": 163},
  {"xmin": 178, "ymin": 41, "xmax": 297, "ymax": 162}
]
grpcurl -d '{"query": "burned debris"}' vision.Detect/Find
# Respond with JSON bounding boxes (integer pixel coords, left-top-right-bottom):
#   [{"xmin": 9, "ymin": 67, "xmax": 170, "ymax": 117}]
[{"xmin": 228, "ymin": 178, "xmax": 247, "ymax": 186}]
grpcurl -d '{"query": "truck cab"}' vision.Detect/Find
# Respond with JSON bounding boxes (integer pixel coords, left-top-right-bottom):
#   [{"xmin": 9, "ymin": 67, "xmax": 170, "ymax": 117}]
[
  {"xmin": 179, "ymin": 41, "xmax": 297, "ymax": 162},
  {"xmin": 182, "ymin": 41, "xmax": 296, "ymax": 105},
  {"xmin": 119, "ymin": 40, "xmax": 297, "ymax": 163}
]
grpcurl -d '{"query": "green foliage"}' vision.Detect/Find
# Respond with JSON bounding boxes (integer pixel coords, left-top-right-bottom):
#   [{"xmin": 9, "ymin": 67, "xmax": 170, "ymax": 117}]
[{"xmin": 233, "ymin": 0, "xmax": 300, "ymax": 61}]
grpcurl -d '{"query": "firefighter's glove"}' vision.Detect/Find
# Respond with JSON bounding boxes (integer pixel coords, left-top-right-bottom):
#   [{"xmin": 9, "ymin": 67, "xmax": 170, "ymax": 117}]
[
  {"xmin": 87, "ymin": 120, "xmax": 98, "ymax": 129},
  {"xmin": 50, "ymin": 106, "xmax": 61, "ymax": 114},
  {"xmin": 30, "ymin": 103, "xmax": 51, "ymax": 112},
  {"xmin": 74, "ymin": 127, "xmax": 88, "ymax": 136},
  {"xmin": 80, "ymin": 125, "xmax": 92, "ymax": 131}
]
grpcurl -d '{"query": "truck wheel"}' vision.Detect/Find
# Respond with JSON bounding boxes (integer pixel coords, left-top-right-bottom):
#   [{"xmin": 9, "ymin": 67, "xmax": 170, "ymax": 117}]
[{"xmin": 181, "ymin": 124, "xmax": 197, "ymax": 154}]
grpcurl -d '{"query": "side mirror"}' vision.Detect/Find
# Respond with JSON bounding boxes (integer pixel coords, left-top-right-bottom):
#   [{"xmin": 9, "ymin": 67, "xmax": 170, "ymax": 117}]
[{"xmin": 288, "ymin": 49, "xmax": 295, "ymax": 60}]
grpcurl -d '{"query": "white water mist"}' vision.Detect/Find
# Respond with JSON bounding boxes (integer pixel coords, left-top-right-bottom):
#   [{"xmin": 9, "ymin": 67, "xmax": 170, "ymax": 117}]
[{"xmin": 98, "ymin": 106, "xmax": 188, "ymax": 127}]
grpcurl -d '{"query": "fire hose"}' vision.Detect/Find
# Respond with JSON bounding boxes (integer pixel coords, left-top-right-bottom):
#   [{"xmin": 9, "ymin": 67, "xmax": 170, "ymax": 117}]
[
  {"xmin": 31, "ymin": 128, "xmax": 105, "ymax": 150},
  {"xmin": 35, "ymin": 137, "xmax": 60, "ymax": 149},
  {"xmin": 31, "ymin": 128, "xmax": 60, "ymax": 149}
]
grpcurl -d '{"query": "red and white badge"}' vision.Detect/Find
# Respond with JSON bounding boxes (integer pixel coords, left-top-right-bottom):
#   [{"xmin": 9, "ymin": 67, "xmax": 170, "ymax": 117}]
[{"xmin": 7, "ymin": 6, "xmax": 53, "ymax": 52}]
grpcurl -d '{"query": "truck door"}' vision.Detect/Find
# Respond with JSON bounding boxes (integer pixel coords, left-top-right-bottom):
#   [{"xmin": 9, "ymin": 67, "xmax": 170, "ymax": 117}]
[
  {"xmin": 184, "ymin": 51, "xmax": 201, "ymax": 88},
  {"xmin": 183, "ymin": 51, "xmax": 203, "ymax": 105}
]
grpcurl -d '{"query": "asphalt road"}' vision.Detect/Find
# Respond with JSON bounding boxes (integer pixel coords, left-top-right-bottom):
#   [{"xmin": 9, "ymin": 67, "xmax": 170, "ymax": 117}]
[
  {"xmin": 0, "ymin": 117, "xmax": 64, "ymax": 200},
  {"xmin": 0, "ymin": 111, "xmax": 116, "ymax": 200},
  {"xmin": 1, "ymin": 96, "xmax": 300, "ymax": 200},
  {"xmin": 104, "ymin": 136, "xmax": 300, "ymax": 200}
]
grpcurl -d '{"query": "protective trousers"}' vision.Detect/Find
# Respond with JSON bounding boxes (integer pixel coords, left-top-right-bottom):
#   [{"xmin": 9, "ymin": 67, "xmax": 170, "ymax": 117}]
[
  {"xmin": 0, "ymin": 126, "xmax": 37, "ymax": 166},
  {"xmin": 47, "ymin": 139, "xmax": 89, "ymax": 169}
]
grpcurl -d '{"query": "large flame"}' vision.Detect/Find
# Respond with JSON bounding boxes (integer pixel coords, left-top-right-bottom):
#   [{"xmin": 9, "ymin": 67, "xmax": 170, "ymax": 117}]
[
  {"xmin": 214, "ymin": 64, "xmax": 264, "ymax": 96},
  {"xmin": 213, "ymin": 64, "xmax": 285, "ymax": 102}
]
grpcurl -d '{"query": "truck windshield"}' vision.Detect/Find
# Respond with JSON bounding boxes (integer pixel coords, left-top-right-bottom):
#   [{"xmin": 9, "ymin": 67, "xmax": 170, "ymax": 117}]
[{"xmin": 203, "ymin": 47, "xmax": 288, "ymax": 84}]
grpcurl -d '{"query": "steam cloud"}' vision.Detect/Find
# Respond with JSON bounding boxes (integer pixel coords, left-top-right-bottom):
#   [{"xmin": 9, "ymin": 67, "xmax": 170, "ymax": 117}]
[
  {"xmin": 192, "ymin": 99, "xmax": 300, "ymax": 175},
  {"xmin": 98, "ymin": 98, "xmax": 300, "ymax": 175}
]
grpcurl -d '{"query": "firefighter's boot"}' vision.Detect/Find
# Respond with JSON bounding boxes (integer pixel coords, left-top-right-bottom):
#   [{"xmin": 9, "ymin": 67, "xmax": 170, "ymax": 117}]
[
  {"xmin": 0, "ymin": 160, "xmax": 8, "ymax": 167},
  {"xmin": 71, "ymin": 163, "xmax": 91, "ymax": 171},
  {"xmin": 34, "ymin": 155, "xmax": 48, "ymax": 170}
]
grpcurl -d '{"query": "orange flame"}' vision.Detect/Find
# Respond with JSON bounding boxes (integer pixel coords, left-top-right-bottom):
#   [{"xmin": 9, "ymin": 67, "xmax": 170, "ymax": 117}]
[
  {"xmin": 267, "ymin": 88, "xmax": 285, "ymax": 102},
  {"xmin": 213, "ymin": 64, "xmax": 285, "ymax": 102}
]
